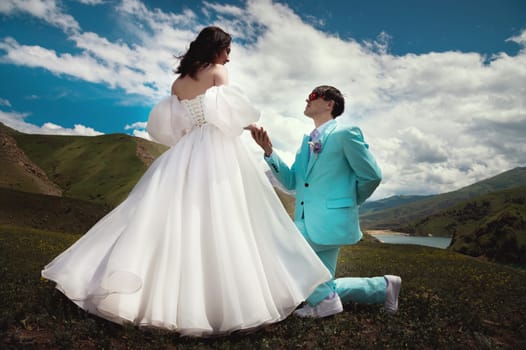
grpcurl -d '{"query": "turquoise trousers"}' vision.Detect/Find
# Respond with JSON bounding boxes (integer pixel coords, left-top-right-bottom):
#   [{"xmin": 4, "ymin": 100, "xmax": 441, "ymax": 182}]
[{"xmin": 296, "ymin": 220, "xmax": 387, "ymax": 306}]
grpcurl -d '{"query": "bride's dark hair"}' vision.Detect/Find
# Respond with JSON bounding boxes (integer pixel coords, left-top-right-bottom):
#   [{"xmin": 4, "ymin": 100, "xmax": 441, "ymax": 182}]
[{"xmin": 175, "ymin": 26, "xmax": 232, "ymax": 78}]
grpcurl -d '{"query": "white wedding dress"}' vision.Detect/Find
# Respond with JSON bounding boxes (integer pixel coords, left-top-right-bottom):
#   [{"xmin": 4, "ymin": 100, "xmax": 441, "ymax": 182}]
[{"xmin": 42, "ymin": 85, "xmax": 331, "ymax": 336}]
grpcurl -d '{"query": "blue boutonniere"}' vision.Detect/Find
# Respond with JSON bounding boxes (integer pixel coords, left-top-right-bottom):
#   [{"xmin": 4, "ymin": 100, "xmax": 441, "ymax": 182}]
[{"xmin": 308, "ymin": 140, "xmax": 322, "ymax": 157}]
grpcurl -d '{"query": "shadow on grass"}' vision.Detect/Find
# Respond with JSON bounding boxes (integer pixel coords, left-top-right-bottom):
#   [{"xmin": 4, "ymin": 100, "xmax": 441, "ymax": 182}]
[{"xmin": 1, "ymin": 226, "xmax": 525, "ymax": 349}]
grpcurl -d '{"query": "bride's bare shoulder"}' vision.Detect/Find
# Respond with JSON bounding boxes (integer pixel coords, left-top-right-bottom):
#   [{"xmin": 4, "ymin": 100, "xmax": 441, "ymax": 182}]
[
  {"xmin": 171, "ymin": 76, "xmax": 195, "ymax": 98},
  {"xmin": 171, "ymin": 79, "xmax": 180, "ymax": 95},
  {"xmin": 211, "ymin": 64, "xmax": 228, "ymax": 86},
  {"xmin": 195, "ymin": 64, "xmax": 227, "ymax": 82},
  {"xmin": 171, "ymin": 64, "xmax": 227, "ymax": 98}
]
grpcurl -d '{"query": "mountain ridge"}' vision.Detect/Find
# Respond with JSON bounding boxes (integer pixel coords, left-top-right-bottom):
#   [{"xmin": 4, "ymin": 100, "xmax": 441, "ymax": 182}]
[{"xmin": 360, "ymin": 167, "xmax": 526, "ymax": 229}]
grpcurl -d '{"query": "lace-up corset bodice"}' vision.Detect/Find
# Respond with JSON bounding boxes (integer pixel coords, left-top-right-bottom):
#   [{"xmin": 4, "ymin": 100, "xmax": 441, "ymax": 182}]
[{"xmin": 180, "ymin": 95, "xmax": 207, "ymax": 127}]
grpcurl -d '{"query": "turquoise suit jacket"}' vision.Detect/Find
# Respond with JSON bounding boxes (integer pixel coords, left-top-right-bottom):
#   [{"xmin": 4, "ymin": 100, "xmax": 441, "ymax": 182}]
[{"xmin": 265, "ymin": 120, "xmax": 382, "ymax": 246}]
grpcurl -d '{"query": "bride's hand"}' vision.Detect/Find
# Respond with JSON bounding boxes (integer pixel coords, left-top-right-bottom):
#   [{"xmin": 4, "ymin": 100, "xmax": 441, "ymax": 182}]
[{"xmin": 244, "ymin": 124, "xmax": 258, "ymax": 131}]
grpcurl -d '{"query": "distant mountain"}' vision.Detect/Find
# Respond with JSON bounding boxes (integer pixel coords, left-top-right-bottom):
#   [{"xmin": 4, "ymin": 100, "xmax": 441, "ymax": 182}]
[
  {"xmin": 399, "ymin": 186, "xmax": 526, "ymax": 237},
  {"xmin": 359, "ymin": 167, "xmax": 526, "ymax": 230},
  {"xmin": 360, "ymin": 194, "xmax": 433, "ymax": 216}
]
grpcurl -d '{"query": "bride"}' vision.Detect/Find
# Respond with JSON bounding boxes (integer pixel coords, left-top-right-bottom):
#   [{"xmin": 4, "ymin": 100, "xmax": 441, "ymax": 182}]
[{"xmin": 42, "ymin": 26, "xmax": 330, "ymax": 337}]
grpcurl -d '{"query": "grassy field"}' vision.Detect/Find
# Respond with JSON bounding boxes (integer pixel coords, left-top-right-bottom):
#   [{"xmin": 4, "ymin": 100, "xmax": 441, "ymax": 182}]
[
  {"xmin": 0, "ymin": 188, "xmax": 110, "ymax": 234},
  {"xmin": 1, "ymin": 226, "xmax": 525, "ymax": 349}
]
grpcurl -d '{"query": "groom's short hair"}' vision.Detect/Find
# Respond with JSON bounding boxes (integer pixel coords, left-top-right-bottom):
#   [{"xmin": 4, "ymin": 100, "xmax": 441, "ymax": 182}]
[{"xmin": 313, "ymin": 85, "xmax": 345, "ymax": 118}]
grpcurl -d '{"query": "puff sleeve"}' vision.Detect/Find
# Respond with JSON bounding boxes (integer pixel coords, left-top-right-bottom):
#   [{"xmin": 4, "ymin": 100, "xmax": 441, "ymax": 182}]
[
  {"xmin": 146, "ymin": 96, "xmax": 193, "ymax": 147},
  {"xmin": 203, "ymin": 85, "xmax": 260, "ymax": 136}
]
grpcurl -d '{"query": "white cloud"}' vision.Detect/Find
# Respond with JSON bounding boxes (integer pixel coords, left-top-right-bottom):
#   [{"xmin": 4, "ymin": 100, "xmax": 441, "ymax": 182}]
[
  {"xmin": 0, "ymin": 0, "xmax": 202, "ymax": 101},
  {"xmin": 124, "ymin": 121, "xmax": 151, "ymax": 140},
  {"xmin": 77, "ymin": 0, "xmax": 105, "ymax": 5},
  {"xmin": 507, "ymin": 30, "xmax": 526, "ymax": 48},
  {"xmin": 41, "ymin": 122, "xmax": 103, "ymax": 136},
  {"xmin": 0, "ymin": 36, "xmax": 164, "ymax": 97},
  {"xmin": 203, "ymin": 1, "xmax": 245, "ymax": 17},
  {"xmin": 0, "ymin": 0, "xmax": 525, "ymax": 199},
  {"xmin": 364, "ymin": 31, "xmax": 392, "ymax": 55},
  {"xmin": 397, "ymin": 127, "xmax": 448, "ymax": 164},
  {"xmin": 0, "ymin": 98, "xmax": 11, "ymax": 107},
  {"xmin": 125, "ymin": 121, "xmax": 147, "ymax": 130},
  {"xmin": 117, "ymin": 0, "xmax": 197, "ymax": 35},
  {"xmin": 0, "ymin": 0, "xmax": 80, "ymax": 33},
  {"xmin": 131, "ymin": 128, "xmax": 151, "ymax": 140},
  {"xmin": 0, "ymin": 109, "xmax": 103, "ymax": 136}
]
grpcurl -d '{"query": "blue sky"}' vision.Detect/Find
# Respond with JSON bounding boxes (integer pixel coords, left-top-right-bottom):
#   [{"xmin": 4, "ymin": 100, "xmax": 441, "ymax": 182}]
[{"xmin": 1, "ymin": 0, "xmax": 525, "ymax": 199}]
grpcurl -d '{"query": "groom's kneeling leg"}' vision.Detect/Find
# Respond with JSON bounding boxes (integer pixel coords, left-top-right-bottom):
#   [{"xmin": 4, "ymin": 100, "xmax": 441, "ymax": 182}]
[{"xmin": 335, "ymin": 277, "xmax": 387, "ymax": 304}]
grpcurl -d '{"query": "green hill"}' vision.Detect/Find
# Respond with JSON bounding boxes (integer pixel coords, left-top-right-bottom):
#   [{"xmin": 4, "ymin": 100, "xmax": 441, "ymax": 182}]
[
  {"xmin": 360, "ymin": 167, "xmax": 526, "ymax": 229},
  {"xmin": 1, "ymin": 123, "xmax": 168, "ymax": 207},
  {"xmin": 400, "ymin": 186, "xmax": 526, "ymax": 236},
  {"xmin": 0, "ymin": 123, "xmax": 62, "ymax": 196},
  {"xmin": 0, "ymin": 122, "xmax": 168, "ymax": 235},
  {"xmin": 447, "ymin": 186, "xmax": 526, "ymax": 264},
  {"xmin": 13, "ymin": 132, "xmax": 151, "ymax": 206},
  {"xmin": 394, "ymin": 186, "xmax": 526, "ymax": 264}
]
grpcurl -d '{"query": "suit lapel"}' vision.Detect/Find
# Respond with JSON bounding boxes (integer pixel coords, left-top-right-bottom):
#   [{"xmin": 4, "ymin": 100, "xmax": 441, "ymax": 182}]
[
  {"xmin": 299, "ymin": 135, "xmax": 310, "ymax": 178},
  {"xmin": 305, "ymin": 120, "xmax": 337, "ymax": 178}
]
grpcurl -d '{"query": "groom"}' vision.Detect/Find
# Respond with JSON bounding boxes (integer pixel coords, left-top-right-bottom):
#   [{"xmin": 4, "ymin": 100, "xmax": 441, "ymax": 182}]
[{"xmin": 250, "ymin": 85, "xmax": 401, "ymax": 318}]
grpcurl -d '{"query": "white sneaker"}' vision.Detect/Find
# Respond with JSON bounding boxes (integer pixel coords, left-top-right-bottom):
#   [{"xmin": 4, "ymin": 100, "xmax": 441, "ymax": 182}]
[
  {"xmin": 294, "ymin": 293, "xmax": 343, "ymax": 318},
  {"xmin": 384, "ymin": 275, "xmax": 401, "ymax": 314},
  {"xmin": 293, "ymin": 303, "xmax": 317, "ymax": 318}
]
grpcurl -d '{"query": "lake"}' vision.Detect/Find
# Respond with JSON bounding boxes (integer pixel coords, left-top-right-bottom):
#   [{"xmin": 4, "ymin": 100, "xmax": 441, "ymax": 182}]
[{"xmin": 369, "ymin": 233, "xmax": 452, "ymax": 249}]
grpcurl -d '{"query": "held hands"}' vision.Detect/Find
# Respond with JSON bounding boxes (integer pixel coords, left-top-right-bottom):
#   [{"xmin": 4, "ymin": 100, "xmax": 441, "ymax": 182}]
[{"xmin": 245, "ymin": 124, "xmax": 273, "ymax": 157}]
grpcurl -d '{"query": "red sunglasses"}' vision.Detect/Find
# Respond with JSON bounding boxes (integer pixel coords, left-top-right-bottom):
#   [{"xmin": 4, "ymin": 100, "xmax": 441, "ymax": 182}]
[{"xmin": 307, "ymin": 91, "xmax": 325, "ymax": 102}]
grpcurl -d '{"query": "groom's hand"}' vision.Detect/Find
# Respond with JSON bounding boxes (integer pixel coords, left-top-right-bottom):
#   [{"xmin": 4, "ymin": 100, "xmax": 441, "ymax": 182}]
[{"xmin": 250, "ymin": 126, "xmax": 273, "ymax": 157}]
